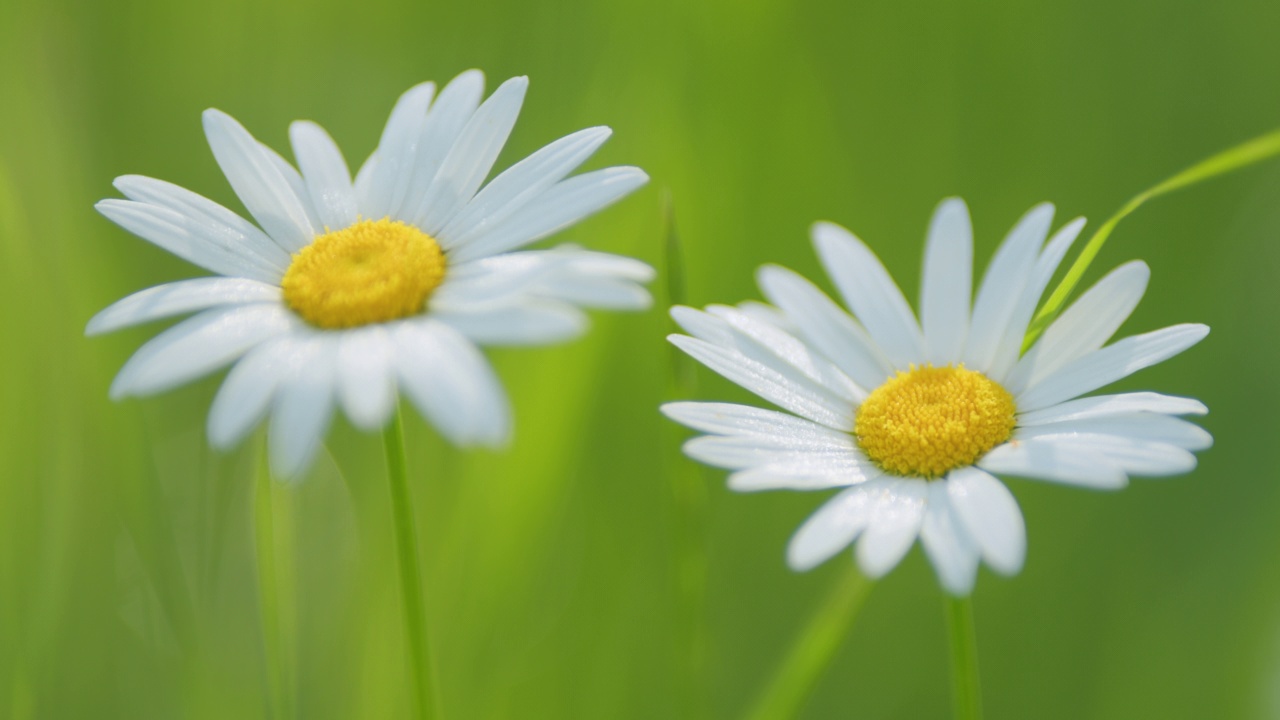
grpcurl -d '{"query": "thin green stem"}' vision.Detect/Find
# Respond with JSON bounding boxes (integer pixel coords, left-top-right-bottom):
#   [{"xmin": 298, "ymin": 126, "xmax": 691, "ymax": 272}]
[
  {"xmin": 744, "ymin": 568, "xmax": 873, "ymax": 720},
  {"xmin": 384, "ymin": 407, "xmax": 438, "ymax": 720},
  {"xmin": 662, "ymin": 192, "xmax": 711, "ymax": 719},
  {"xmin": 945, "ymin": 595, "xmax": 983, "ymax": 720},
  {"xmin": 1025, "ymin": 127, "xmax": 1280, "ymax": 349},
  {"xmin": 254, "ymin": 443, "xmax": 294, "ymax": 720}
]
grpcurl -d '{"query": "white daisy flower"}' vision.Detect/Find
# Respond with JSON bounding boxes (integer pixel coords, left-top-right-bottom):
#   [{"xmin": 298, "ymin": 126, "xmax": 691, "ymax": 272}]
[
  {"xmin": 662, "ymin": 198, "xmax": 1210, "ymax": 595},
  {"xmin": 89, "ymin": 71, "xmax": 652, "ymax": 477}
]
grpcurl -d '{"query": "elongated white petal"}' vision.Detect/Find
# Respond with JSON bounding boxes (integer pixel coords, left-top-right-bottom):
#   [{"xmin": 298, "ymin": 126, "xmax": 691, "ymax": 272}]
[
  {"xmin": 415, "ymin": 76, "xmax": 529, "ymax": 234},
  {"xmin": 113, "ymin": 175, "xmax": 292, "ymax": 267},
  {"xmin": 1016, "ymin": 324, "xmax": 1210, "ymax": 412},
  {"xmin": 668, "ymin": 334, "xmax": 854, "ymax": 430},
  {"xmin": 96, "ymin": 200, "xmax": 285, "ymax": 283},
  {"xmin": 448, "ymin": 167, "xmax": 649, "ymax": 263},
  {"xmin": 390, "ymin": 71, "xmax": 485, "ymax": 221},
  {"xmin": 921, "ymin": 198, "xmax": 972, "ymax": 364},
  {"xmin": 757, "ymin": 264, "xmax": 893, "ymax": 392},
  {"xmin": 1006, "ymin": 261, "xmax": 1149, "ymax": 395},
  {"xmin": 812, "ymin": 221, "xmax": 925, "ymax": 368},
  {"xmin": 432, "ymin": 301, "xmax": 587, "ymax": 346},
  {"xmin": 110, "ymin": 304, "xmax": 296, "ymax": 399},
  {"xmin": 1017, "ymin": 392, "xmax": 1208, "ymax": 425},
  {"xmin": 856, "ymin": 479, "xmax": 927, "ymax": 578},
  {"xmin": 87, "ymin": 278, "xmax": 281, "ymax": 335},
  {"xmin": 946, "ymin": 467, "xmax": 1025, "ymax": 575},
  {"xmin": 269, "ymin": 337, "xmax": 337, "ymax": 479},
  {"xmin": 440, "ymin": 126, "xmax": 612, "ymax": 245},
  {"xmin": 787, "ymin": 481, "xmax": 889, "ymax": 571},
  {"xmin": 728, "ymin": 466, "xmax": 870, "ymax": 493},
  {"xmin": 988, "ymin": 216, "xmax": 1085, "ymax": 381},
  {"xmin": 207, "ymin": 335, "xmax": 296, "ymax": 449},
  {"xmin": 336, "ymin": 326, "xmax": 397, "ymax": 431},
  {"xmin": 289, "ymin": 120, "xmax": 358, "ymax": 231},
  {"xmin": 682, "ymin": 435, "xmax": 860, "ymax": 470},
  {"xmin": 359, "ymin": 81, "xmax": 436, "ymax": 220},
  {"xmin": 661, "ymin": 401, "xmax": 853, "ymax": 442},
  {"xmin": 706, "ymin": 305, "xmax": 860, "ymax": 399},
  {"xmin": 202, "ymin": 109, "xmax": 317, "ymax": 251},
  {"xmin": 669, "ymin": 305, "xmax": 734, "ymax": 345},
  {"xmin": 979, "ymin": 439, "xmax": 1127, "ymax": 489},
  {"xmin": 393, "ymin": 320, "xmax": 510, "ymax": 446},
  {"xmin": 1025, "ymin": 433, "xmax": 1197, "ymax": 477},
  {"xmin": 963, "ymin": 203, "xmax": 1053, "ymax": 373},
  {"xmin": 1016, "ymin": 413, "xmax": 1212, "ymax": 451},
  {"xmin": 920, "ymin": 484, "xmax": 981, "ymax": 596},
  {"xmin": 258, "ymin": 141, "xmax": 325, "ymax": 232}
]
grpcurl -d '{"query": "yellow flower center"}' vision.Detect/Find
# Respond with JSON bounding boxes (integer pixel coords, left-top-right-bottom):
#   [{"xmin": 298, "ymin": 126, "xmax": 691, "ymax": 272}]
[
  {"xmin": 855, "ymin": 364, "xmax": 1016, "ymax": 479},
  {"xmin": 281, "ymin": 218, "xmax": 446, "ymax": 329}
]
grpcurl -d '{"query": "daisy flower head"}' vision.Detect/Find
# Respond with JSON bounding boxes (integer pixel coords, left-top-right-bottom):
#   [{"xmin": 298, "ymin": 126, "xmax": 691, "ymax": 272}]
[
  {"xmin": 89, "ymin": 71, "xmax": 652, "ymax": 478},
  {"xmin": 662, "ymin": 199, "xmax": 1210, "ymax": 595}
]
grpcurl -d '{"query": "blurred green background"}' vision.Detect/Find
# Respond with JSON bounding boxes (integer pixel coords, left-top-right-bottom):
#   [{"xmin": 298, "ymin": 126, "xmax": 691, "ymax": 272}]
[{"xmin": 2, "ymin": 0, "xmax": 1280, "ymax": 717}]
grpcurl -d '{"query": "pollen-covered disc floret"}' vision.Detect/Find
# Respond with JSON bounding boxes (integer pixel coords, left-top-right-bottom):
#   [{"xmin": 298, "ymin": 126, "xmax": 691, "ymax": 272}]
[
  {"xmin": 282, "ymin": 218, "xmax": 446, "ymax": 329},
  {"xmin": 855, "ymin": 364, "xmax": 1016, "ymax": 479}
]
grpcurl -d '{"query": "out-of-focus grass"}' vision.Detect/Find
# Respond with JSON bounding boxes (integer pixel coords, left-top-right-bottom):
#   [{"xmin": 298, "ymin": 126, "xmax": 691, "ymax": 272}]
[{"xmin": 3, "ymin": 0, "xmax": 1280, "ymax": 718}]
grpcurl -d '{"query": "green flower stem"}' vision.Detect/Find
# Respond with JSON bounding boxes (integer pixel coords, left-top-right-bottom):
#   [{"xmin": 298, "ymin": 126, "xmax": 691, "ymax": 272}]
[
  {"xmin": 384, "ymin": 407, "xmax": 438, "ymax": 720},
  {"xmin": 254, "ymin": 444, "xmax": 295, "ymax": 720},
  {"xmin": 745, "ymin": 568, "xmax": 873, "ymax": 720},
  {"xmin": 662, "ymin": 194, "xmax": 711, "ymax": 719},
  {"xmin": 944, "ymin": 595, "xmax": 983, "ymax": 720}
]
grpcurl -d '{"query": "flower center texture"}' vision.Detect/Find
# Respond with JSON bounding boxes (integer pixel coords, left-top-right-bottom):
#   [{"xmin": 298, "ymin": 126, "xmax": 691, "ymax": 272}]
[
  {"xmin": 282, "ymin": 218, "xmax": 446, "ymax": 329},
  {"xmin": 855, "ymin": 364, "xmax": 1016, "ymax": 479}
]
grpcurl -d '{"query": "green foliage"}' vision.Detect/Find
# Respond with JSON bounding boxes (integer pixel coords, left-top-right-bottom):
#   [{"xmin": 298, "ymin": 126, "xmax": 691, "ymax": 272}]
[{"xmin": 2, "ymin": 0, "xmax": 1280, "ymax": 718}]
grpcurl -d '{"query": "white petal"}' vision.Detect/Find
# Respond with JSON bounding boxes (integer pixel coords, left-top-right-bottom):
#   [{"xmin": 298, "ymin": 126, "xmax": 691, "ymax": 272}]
[
  {"xmin": 667, "ymin": 334, "xmax": 854, "ymax": 431},
  {"xmin": 1017, "ymin": 392, "xmax": 1208, "ymax": 425},
  {"xmin": 978, "ymin": 439, "xmax": 1127, "ymax": 489},
  {"xmin": 706, "ymin": 306, "xmax": 860, "ymax": 400},
  {"xmin": 682, "ymin": 435, "xmax": 861, "ymax": 471},
  {"xmin": 447, "ymin": 167, "xmax": 649, "ymax": 264},
  {"xmin": 855, "ymin": 479, "xmax": 927, "ymax": 579},
  {"xmin": 96, "ymin": 199, "xmax": 285, "ymax": 283},
  {"xmin": 1016, "ymin": 324, "xmax": 1210, "ymax": 412},
  {"xmin": 336, "ymin": 326, "xmax": 397, "ymax": 431},
  {"xmin": 258, "ymin": 142, "xmax": 324, "ymax": 233},
  {"xmin": 946, "ymin": 467, "xmax": 1025, "ymax": 576},
  {"xmin": 1016, "ymin": 413, "xmax": 1212, "ymax": 451},
  {"xmin": 661, "ymin": 401, "xmax": 853, "ymax": 441},
  {"xmin": 987, "ymin": 216, "xmax": 1085, "ymax": 381},
  {"xmin": 113, "ymin": 175, "xmax": 293, "ymax": 267},
  {"xmin": 110, "ymin": 304, "xmax": 296, "ymax": 400},
  {"xmin": 963, "ymin": 203, "xmax": 1054, "ymax": 373},
  {"xmin": 392, "ymin": 320, "xmax": 510, "ymax": 446},
  {"xmin": 669, "ymin": 305, "xmax": 734, "ymax": 345},
  {"xmin": 202, "ymin": 109, "xmax": 317, "ymax": 251},
  {"xmin": 359, "ymin": 81, "xmax": 436, "ymax": 220},
  {"xmin": 1015, "ymin": 433, "xmax": 1197, "ymax": 477},
  {"xmin": 812, "ymin": 221, "xmax": 925, "ymax": 368},
  {"xmin": 268, "ymin": 337, "xmax": 337, "ymax": 479},
  {"xmin": 395, "ymin": 71, "xmax": 485, "ymax": 220},
  {"xmin": 87, "ymin": 278, "xmax": 281, "ymax": 336},
  {"xmin": 432, "ymin": 301, "xmax": 587, "ymax": 346},
  {"xmin": 414, "ymin": 76, "xmax": 529, "ymax": 234},
  {"xmin": 919, "ymin": 483, "xmax": 981, "ymax": 596},
  {"xmin": 207, "ymin": 335, "xmax": 295, "ymax": 449},
  {"xmin": 787, "ymin": 481, "xmax": 887, "ymax": 571},
  {"xmin": 439, "ymin": 126, "xmax": 613, "ymax": 246},
  {"xmin": 728, "ymin": 465, "xmax": 875, "ymax": 493},
  {"xmin": 289, "ymin": 121, "xmax": 358, "ymax": 231},
  {"xmin": 1005, "ymin": 261, "xmax": 1149, "ymax": 395},
  {"xmin": 756, "ymin": 264, "xmax": 894, "ymax": 392},
  {"xmin": 920, "ymin": 198, "xmax": 972, "ymax": 364}
]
